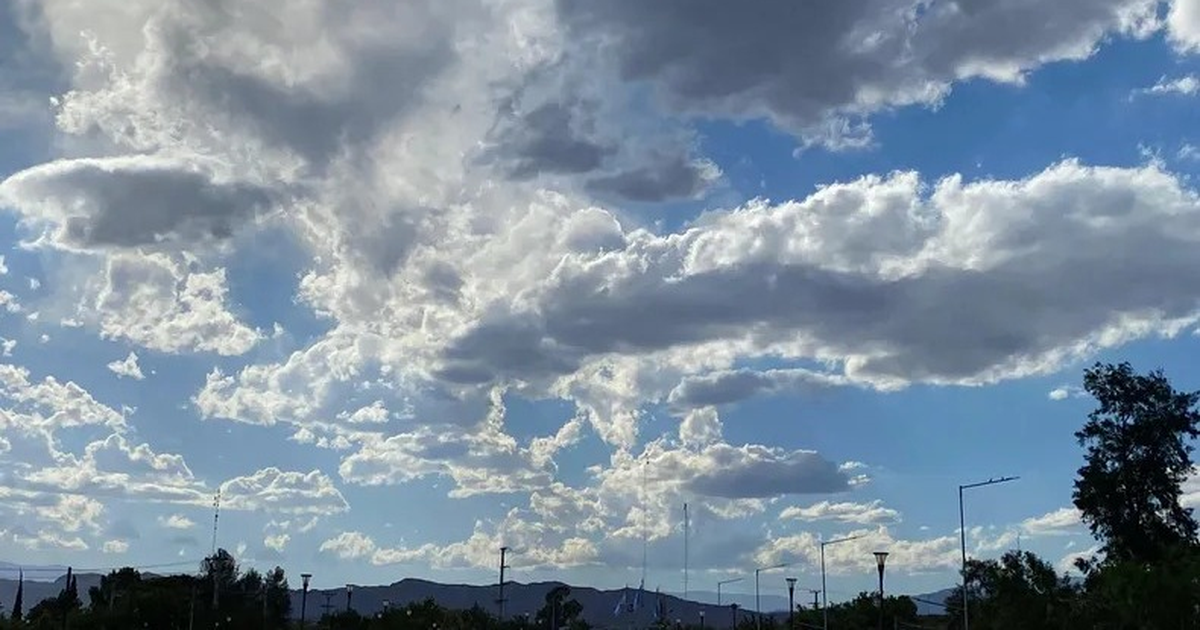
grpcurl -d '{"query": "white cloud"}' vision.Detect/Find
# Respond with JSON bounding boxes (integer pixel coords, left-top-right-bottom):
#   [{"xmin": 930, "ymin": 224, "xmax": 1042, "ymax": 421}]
[
  {"xmin": 1048, "ymin": 386, "xmax": 1085, "ymax": 401},
  {"xmin": 158, "ymin": 514, "xmax": 196, "ymax": 530},
  {"xmin": 102, "ymin": 539, "xmax": 130, "ymax": 554},
  {"xmin": 0, "ymin": 338, "xmax": 14, "ymax": 357},
  {"xmin": 1136, "ymin": 74, "xmax": 1200, "ymax": 96},
  {"xmin": 106, "ymin": 352, "xmax": 145, "ymax": 380},
  {"xmin": 263, "ymin": 533, "xmax": 290, "ymax": 552},
  {"xmin": 40, "ymin": 495, "xmax": 105, "ymax": 534},
  {"xmin": 87, "ymin": 253, "xmax": 262, "ymax": 356},
  {"xmin": 754, "ymin": 526, "xmax": 960, "ymax": 574},
  {"xmin": 1168, "ymin": 0, "xmax": 1200, "ymax": 51},
  {"xmin": 220, "ymin": 468, "xmax": 349, "ymax": 516},
  {"xmin": 0, "ymin": 255, "xmax": 7, "ymax": 275},
  {"xmin": 780, "ymin": 500, "xmax": 901, "ymax": 525},
  {"xmin": 1021, "ymin": 507, "xmax": 1083, "ymax": 535}
]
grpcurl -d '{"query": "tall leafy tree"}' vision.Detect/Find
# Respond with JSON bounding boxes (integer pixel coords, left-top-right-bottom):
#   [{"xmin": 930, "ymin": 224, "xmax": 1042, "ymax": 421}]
[
  {"xmin": 1073, "ymin": 362, "xmax": 1200, "ymax": 563},
  {"xmin": 941, "ymin": 551, "xmax": 1079, "ymax": 630}
]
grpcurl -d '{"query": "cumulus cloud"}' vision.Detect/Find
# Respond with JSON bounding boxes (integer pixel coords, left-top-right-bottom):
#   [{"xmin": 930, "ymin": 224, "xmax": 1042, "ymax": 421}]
[
  {"xmin": 780, "ymin": 500, "xmax": 901, "ymax": 525},
  {"xmin": 1020, "ymin": 507, "xmax": 1083, "ymax": 535},
  {"xmin": 557, "ymin": 0, "xmax": 1157, "ymax": 146},
  {"xmin": 754, "ymin": 526, "xmax": 960, "ymax": 574},
  {"xmin": 87, "ymin": 253, "xmax": 261, "ymax": 356},
  {"xmin": 669, "ymin": 368, "xmax": 851, "ymax": 409},
  {"xmin": 106, "ymin": 352, "xmax": 145, "ymax": 380},
  {"xmin": 1168, "ymin": 0, "xmax": 1200, "ymax": 51},
  {"xmin": 1136, "ymin": 74, "xmax": 1200, "ymax": 97},
  {"xmin": 102, "ymin": 539, "xmax": 130, "ymax": 554},
  {"xmin": 0, "ymin": 155, "xmax": 275, "ymax": 251},
  {"xmin": 440, "ymin": 161, "xmax": 1200, "ymax": 390},
  {"xmin": 220, "ymin": 468, "xmax": 349, "ymax": 516},
  {"xmin": 158, "ymin": 514, "xmax": 196, "ymax": 530}
]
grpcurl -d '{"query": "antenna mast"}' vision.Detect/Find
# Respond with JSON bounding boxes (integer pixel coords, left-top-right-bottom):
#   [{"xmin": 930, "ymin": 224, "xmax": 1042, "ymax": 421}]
[
  {"xmin": 641, "ymin": 458, "xmax": 648, "ymax": 590},
  {"xmin": 683, "ymin": 502, "xmax": 689, "ymax": 600},
  {"xmin": 211, "ymin": 490, "xmax": 221, "ymax": 555}
]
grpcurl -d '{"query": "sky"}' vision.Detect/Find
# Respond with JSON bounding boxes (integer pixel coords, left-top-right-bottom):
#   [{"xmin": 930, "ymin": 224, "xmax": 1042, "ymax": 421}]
[{"xmin": 3, "ymin": 0, "xmax": 1200, "ymax": 610}]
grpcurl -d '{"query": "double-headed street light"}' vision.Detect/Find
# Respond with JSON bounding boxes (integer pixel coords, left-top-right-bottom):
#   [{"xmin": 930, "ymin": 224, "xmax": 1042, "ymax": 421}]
[
  {"xmin": 755, "ymin": 563, "xmax": 788, "ymax": 630},
  {"xmin": 819, "ymin": 535, "xmax": 862, "ymax": 630},
  {"xmin": 874, "ymin": 552, "xmax": 889, "ymax": 630},
  {"xmin": 959, "ymin": 476, "xmax": 1018, "ymax": 630}
]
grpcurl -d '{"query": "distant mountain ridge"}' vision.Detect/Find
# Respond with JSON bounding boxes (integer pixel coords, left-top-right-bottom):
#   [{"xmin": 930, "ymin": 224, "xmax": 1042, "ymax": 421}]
[{"xmin": 0, "ymin": 567, "xmax": 955, "ymax": 627}]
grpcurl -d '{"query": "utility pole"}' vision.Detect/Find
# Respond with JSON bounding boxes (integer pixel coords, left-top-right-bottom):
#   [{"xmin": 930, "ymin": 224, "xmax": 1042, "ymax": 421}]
[{"xmin": 498, "ymin": 546, "xmax": 511, "ymax": 621}]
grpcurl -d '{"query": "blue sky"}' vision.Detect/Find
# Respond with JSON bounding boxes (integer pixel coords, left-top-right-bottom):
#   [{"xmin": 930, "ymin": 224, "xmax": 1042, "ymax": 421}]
[{"xmin": 3, "ymin": 0, "xmax": 1200, "ymax": 611}]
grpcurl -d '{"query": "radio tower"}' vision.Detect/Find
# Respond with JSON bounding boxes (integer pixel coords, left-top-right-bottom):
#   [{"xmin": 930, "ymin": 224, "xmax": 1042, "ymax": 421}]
[
  {"xmin": 683, "ymin": 503, "xmax": 689, "ymax": 600},
  {"xmin": 211, "ymin": 490, "xmax": 221, "ymax": 554}
]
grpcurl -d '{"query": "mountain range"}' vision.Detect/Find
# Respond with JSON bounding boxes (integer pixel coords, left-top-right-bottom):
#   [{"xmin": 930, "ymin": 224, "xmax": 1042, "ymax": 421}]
[{"xmin": 0, "ymin": 569, "xmax": 955, "ymax": 627}]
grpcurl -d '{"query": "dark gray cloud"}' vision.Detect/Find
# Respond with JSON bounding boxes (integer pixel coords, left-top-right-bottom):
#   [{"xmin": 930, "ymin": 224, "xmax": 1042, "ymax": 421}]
[
  {"xmin": 668, "ymin": 368, "xmax": 847, "ymax": 409},
  {"xmin": 492, "ymin": 101, "xmax": 615, "ymax": 179},
  {"xmin": 150, "ymin": 2, "xmax": 461, "ymax": 170},
  {"xmin": 687, "ymin": 449, "xmax": 852, "ymax": 499},
  {"xmin": 586, "ymin": 154, "xmax": 715, "ymax": 203},
  {"xmin": 0, "ymin": 155, "xmax": 274, "ymax": 250},
  {"xmin": 556, "ymin": 0, "xmax": 1154, "ymax": 137}
]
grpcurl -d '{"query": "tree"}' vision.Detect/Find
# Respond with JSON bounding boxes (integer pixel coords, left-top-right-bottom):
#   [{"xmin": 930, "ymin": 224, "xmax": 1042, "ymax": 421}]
[
  {"xmin": 535, "ymin": 586, "xmax": 587, "ymax": 630},
  {"xmin": 1073, "ymin": 362, "xmax": 1200, "ymax": 564},
  {"xmin": 941, "ymin": 551, "xmax": 1079, "ymax": 630}
]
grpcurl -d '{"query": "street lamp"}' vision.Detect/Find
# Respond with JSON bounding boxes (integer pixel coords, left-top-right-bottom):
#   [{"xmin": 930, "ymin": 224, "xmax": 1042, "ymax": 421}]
[
  {"xmin": 874, "ymin": 552, "xmax": 889, "ymax": 630},
  {"xmin": 699, "ymin": 610, "xmax": 705, "ymax": 629},
  {"xmin": 299, "ymin": 574, "xmax": 312, "ymax": 630},
  {"xmin": 786, "ymin": 577, "xmax": 797, "ymax": 629},
  {"xmin": 755, "ymin": 563, "xmax": 787, "ymax": 630},
  {"xmin": 717, "ymin": 578, "xmax": 744, "ymax": 606},
  {"xmin": 959, "ymin": 476, "xmax": 1018, "ymax": 630},
  {"xmin": 819, "ymin": 535, "xmax": 862, "ymax": 630},
  {"xmin": 346, "ymin": 584, "xmax": 354, "ymax": 613},
  {"xmin": 731, "ymin": 603, "xmax": 740, "ymax": 629}
]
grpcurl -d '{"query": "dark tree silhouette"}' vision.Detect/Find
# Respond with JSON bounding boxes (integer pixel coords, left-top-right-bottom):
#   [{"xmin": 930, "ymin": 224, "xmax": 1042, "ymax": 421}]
[{"xmin": 1073, "ymin": 362, "xmax": 1200, "ymax": 563}]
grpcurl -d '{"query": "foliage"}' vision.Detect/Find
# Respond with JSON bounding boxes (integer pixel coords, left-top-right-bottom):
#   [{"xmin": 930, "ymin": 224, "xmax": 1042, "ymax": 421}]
[
  {"xmin": 793, "ymin": 592, "xmax": 918, "ymax": 629},
  {"xmin": 1074, "ymin": 362, "xmax": 1200, "ymax": 564}
]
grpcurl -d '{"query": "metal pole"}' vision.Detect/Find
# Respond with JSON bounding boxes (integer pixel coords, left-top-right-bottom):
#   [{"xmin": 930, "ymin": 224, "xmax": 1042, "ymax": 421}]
[
  {"xmin": 755, "ymin": 569, "xmax": 761, "ymax": 630},
  {"xmin": 346, "ymin": 585, "xmax": 353, "ymax": 613},
  {"xmin": 299, "ymin": 574, "xmax": 311, "ymax": 630},
  {"xmin": 877, "ymin": 563, "xmax": 885, "ymax": 630},
  {"xmin": 959, "ymin": 486, "xmax": 968, "ymax": 630},
  {"xmin": 958, "ymin": 477, "xmax": 1018, "ymax": 630},
  {"xmin": 819, "ymin": 536, "xmax": 862, "ymax": 630},
  {"xmin": 787, "ymin": 578, "xmax": 796, "ymax": 629},
  {"xmin": 820, "ymin": 545, "xmax": 827, "ymax": 630}
]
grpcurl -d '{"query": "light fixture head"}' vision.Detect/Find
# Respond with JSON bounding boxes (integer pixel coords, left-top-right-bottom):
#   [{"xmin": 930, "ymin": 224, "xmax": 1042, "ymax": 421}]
[
  {"xmin": 300, "ymin": 573, "xmax": 312, "ymax": 589},
  {"xmin": 786, "ymin": 577, "xmax": 797, "ymax": 587},
  {"xmin": 874, "ymin": 551, "xmax": 889, "ymax": 569}
]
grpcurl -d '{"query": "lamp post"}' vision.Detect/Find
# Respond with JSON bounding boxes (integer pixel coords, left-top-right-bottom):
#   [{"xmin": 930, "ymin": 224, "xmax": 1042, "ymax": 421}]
[
  {"xmin": 959, "ymin": 476, "xmax": 1018, "ymax": 630},
  {"xmin": 699, "ymin": 610, "xmax": 705, "ymax": 629},
  {"xmin": 819, "ymin": 535, "xmax": 862, "ymax": 630},
  {"xmin": 786, "ymin": 578, "xmax": 797, "ymax": 629},
  {"xmin": 873, "ymin": 552, "xmax": 889, "ymax": 630},
  {"xmin": 755, "ymin": 563, "xmax": 787, "ymax": 630},
  {"xmin": 731, "ymin": 604, "xmax": 739, "ymax": 629},
  {"xmin": 299, "ymin": 574, "xmax": 312, "ymax": 630},
  {"xmin": 346, "ymin": 584, "xmax": 354, "ymax": 613},
  {"xmin": 717, "ymin": 578, "xmax": 744, "ymax": 606}
]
